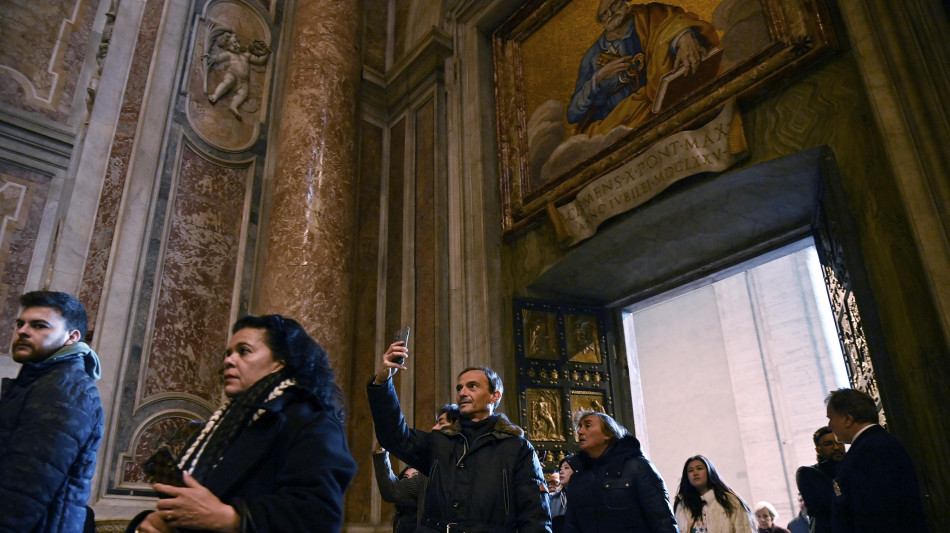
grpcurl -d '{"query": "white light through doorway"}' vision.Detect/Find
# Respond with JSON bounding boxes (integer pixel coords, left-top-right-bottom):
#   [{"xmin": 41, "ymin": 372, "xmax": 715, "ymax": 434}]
[{"xmin": 622, "ymin": 240, "xmax": 849, "ymax": 523}]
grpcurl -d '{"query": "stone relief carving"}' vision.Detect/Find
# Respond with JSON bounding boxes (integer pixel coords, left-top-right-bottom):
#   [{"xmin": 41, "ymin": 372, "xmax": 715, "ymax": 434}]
[
  {"xmin": 186, "ymin": 1, "xmax": 272, "ymax": 152},
  {"xmin": 86, "ymin": 0, "xmax": 118, "ymax": 112},
  {"xmin": 0, "ymin": 179, "xmax": 28, "ymax": 255},
  {"xmin": 203, "ymin": 24, "xmax": 270, "ymax": 120}
]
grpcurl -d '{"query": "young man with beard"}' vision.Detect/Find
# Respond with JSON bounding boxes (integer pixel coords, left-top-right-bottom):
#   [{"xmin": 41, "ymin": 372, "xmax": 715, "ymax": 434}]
[
  {"xmin": 367, "ymin": 340, "xmax": 550, "ymax": 533},
  {"xmin": 0, "ymin": 291, "xmax": 103, "ymax": 533},
  {"xmin": 795, "ymin": 426, "xmax": 844, "ymax": 533}
]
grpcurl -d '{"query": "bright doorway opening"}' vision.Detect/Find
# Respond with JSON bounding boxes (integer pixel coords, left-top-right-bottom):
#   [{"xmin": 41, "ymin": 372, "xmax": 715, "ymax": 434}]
[{"xmin": 622, "ymin": 239, "xmax": 849, "ymax": 523}]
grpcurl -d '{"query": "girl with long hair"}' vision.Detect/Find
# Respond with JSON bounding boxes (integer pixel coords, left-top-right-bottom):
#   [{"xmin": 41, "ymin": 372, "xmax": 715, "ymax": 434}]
[{"xmin": 673, "ymin": 455, "xmax": 755, "ymax": 533}]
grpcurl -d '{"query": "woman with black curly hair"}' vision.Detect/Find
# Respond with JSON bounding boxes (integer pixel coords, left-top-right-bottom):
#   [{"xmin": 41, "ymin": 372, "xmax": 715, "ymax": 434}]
[
  {"xmin": 128, "ymin": 315, "xmax": 356, "ymax": 533},
  {"xmin": 673, "ymin": 455, "xmax": 755, "ymax": 533}
]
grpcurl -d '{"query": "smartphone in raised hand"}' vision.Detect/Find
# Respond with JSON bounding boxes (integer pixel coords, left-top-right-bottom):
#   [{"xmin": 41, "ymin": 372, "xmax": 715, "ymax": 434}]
[{"xmin": 392, "ymin": 326, "xmax": 410, "ymax": 365}]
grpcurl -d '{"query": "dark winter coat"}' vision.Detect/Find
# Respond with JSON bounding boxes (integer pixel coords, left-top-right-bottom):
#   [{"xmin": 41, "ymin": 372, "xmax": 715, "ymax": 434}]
[
  {"xmin": 0, "ymin": 342, "xmax": 104, "ymax": 533},
  {"xmin": 564, "ymin": 435, "xmax": 677, "ymax": 533},
  {"xmin": 796, "ymin": 458, "xmax": 838, "ymax": 533},
  {"xmin": 373, "ymin": 450, "xmax": 426, "ymax": 533},
  {"xmin": 368, "ymin": 378, "xmax": 551, "ymax": 533},
  {"xmin": 831, "ymin": 424, "xmax": 928, "ymax": 533},
  {"xmin": 127, "ymin": 387, "xmax": 356, "ymax": 533}
]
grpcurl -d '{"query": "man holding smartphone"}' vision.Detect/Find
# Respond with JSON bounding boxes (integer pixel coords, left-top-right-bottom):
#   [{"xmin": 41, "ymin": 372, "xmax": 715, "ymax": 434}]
[
  {"xmin": 367, "ymin": 339, "xmax": 551, "ymax": 533},
  {"xmin": 0, "ymin": 291, "xmax": 103, "ymax": 533}
]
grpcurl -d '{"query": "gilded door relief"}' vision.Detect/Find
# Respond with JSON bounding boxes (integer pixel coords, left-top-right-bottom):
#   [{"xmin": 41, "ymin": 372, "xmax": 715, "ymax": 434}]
[
  {"xmin": 515, "ymin": 299, "xmax": 613, "ymax": 467},
  {"xmin": 569, "ymin": 389, "xmax": 608, "ymax": 441},
  {"xmin": 526, "ymin": 388, "xmax": 564, "ymax": 442},
  {"xmin": 565, "ymin": 314, "xmax": 601, "ymax": 363},
  {"xmin": 524, "ymin": 308, "xmax": 559, "ymax": 360}
]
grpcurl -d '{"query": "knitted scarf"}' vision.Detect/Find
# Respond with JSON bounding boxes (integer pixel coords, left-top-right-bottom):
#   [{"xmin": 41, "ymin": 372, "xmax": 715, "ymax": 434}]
[{"xmin": 178, "ymin": 371, "xmax": 295, "ymax": 482}]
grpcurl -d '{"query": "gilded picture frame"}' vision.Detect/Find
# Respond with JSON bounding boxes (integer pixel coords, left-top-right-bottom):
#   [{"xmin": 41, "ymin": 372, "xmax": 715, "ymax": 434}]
[{"xmin": 493, "ymin": 0, "xmax": 837, "ymax": 237}]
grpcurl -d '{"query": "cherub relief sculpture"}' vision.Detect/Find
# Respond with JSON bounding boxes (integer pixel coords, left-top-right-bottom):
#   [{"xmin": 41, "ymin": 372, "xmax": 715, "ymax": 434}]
[{"xmin": 203, "ymin": 26, "xmax": 270, "ymax": 120}]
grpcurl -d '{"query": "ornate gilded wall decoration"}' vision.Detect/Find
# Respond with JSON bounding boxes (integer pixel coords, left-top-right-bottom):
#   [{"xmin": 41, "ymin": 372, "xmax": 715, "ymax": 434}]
[{"xmin": 814, "ymin": 200, "xmax": 886, "ymax": 425}]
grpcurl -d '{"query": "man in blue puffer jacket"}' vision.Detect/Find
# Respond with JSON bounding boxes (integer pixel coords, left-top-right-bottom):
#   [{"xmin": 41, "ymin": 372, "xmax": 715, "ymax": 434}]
[{"xmin": 0, "ymin": 291, "xmax": 103, "ymax": 533}]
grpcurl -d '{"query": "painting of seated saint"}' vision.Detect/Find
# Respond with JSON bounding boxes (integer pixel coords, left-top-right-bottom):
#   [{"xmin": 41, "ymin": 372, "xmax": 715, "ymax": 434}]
[{"xmin": 519, "ymin": 0, "xmax": 770, "ymax": 191}]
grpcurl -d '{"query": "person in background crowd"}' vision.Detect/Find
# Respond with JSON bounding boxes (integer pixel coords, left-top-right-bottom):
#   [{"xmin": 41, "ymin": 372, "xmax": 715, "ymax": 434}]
[
  {"xmin": 563, "ymin": 411, "xmax": 676, "ymax": 533},
  {"xmin": 546, "ymin": 469, "xmax": 566, "ymax": 533},
  {"xmin": 373, "ymin": 404, "xmax": 460, "ymax": 533},
  {"xmin": 786, "ymin": 493, "xmax": 809, "ymax": 533},
  {"xmin": 553, "ymin": 454, "xmax": 579, "ymax": 533},
  {"xmin": 754, "ymin": 501, "xmax": 790, "ymax": 533},
  {"xmin": 825, "ymin": 388, "xmax": 928, "ymax": 533},
  {"xmin": 796, "ymin": 426, "xmax": 844, "ymax": 533},
  {"xmin": 673, "ymin": 455, "xmax": 755, "ymax": 533},
  {"xmin": 0, "ymin": 291, "xmax": 103, "ymax": 533},
  {"xmin": 559, "ymin": 454, "xmax": 577, "ymax": 490}
]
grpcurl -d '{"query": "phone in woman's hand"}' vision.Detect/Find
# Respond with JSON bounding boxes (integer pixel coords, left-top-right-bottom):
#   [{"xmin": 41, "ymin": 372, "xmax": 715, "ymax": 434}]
[
  {"xmin": 142, "ymin": 448, "xmax": 184, "ymax": 487},
  {"xmin": 392, "ymin": 326, "xmax": 410, "ymax": 365}
]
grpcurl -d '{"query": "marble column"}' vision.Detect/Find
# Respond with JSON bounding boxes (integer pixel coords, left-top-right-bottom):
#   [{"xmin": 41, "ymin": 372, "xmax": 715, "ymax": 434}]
[{"xmin": 258, "ymin": 0, "xmax": 361, "ymax": 386}]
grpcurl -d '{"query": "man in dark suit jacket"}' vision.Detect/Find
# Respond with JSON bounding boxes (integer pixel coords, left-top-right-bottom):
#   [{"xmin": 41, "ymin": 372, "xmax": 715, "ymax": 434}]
[{"xmin": 825, "ymin": 388, "xmax": 929, "ymax": 533}]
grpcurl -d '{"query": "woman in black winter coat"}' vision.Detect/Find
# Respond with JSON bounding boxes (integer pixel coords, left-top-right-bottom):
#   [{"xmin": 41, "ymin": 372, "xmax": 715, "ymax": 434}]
[
  {"xmin": 563, "ymin": 411, "xmax": 678, "ymax": 533},
  {"xmin": 127, "ymin": 315, "xmax": 356, "ymax": 533}
]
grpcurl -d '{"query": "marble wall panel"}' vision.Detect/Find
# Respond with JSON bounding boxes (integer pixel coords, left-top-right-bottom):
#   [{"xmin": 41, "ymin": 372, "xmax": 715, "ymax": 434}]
[
  {"xmin": 361, "ymin": 0, "xmax": 388, "ymax": 72},
  {"xmin": 391, "ymin": 0, "xmax": 441, "ymax": 66},
  {"xmin": 142, "ymin": 145, "xmax": 250, "ymax": 403},
  {"xmin": 414, "ymin": 97, "xmax": 436, "ymax": 425},
  {"xmin": 0, "ymin": 164, "xmax": 49, "ymax": 362},
  {"xmin": 79, "ymin": 0, "xmax": 165, "ymax": 337},
  {"xmin": 0, "ymin": 0, "xmax": 100, "ymax": 122},
  {"xmin": 384, "ymin": 117, "xmax": 405, "ymax": 367},
  {"xmin": 343, "ymin": 119, "xmax": 384, "ymax": 523},
  {"xmin": 118, "ymin": 414, "xmax": 196, "ymax": 487},
  {"xmin": 392, "ymin": 0, "xmax": 410, "ymax": 66}
]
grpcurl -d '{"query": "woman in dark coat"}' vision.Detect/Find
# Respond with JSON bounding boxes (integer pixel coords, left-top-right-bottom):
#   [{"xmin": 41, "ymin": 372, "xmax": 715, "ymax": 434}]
[
  {"xmin": 128, "ymin": 315, "xmax": 356, "ymax": 533},
  {"xmin": 563, "ymin": 411, "xmax": 677, "ymax": 533}
]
